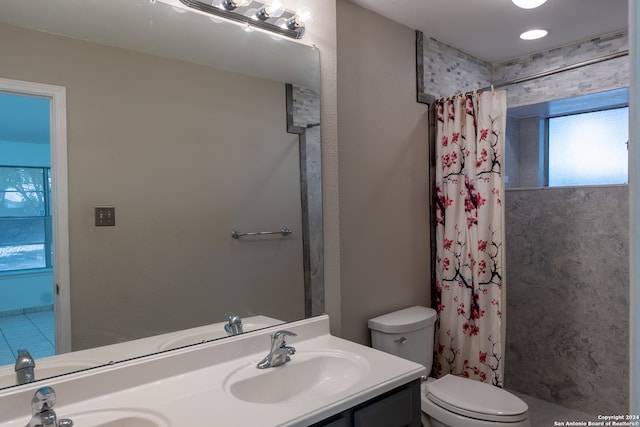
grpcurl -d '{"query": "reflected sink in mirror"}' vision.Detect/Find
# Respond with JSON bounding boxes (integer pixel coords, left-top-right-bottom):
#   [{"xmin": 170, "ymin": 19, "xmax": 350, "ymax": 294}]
[
  {"xmin": 0, "ymin": 358, "xmax": 103, "ymax": 388},
  {"xmin": 63, "ymin": 409, "xmax": 170, "ymax": 427},
  {"xmin": 157, "ymin": 316, "xmax": 283, "ymax": 351},
  {"xmin": 224, "ymin": 350, "xmax": 370, "ymax": 404}
]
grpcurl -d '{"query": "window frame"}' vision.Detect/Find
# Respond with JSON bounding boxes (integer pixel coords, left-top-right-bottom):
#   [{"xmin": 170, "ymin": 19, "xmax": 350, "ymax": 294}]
[
  {"xmin": 0, "ymin": 165, "xmax": 53, "ymax": 273},
  {"xmin": 543, "ymin": 104, "xmax": 629, "ymax": 187}
]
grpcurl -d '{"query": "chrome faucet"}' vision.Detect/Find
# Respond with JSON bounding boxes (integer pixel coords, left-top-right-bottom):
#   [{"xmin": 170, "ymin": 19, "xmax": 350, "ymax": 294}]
[
  {"xmin": 15, "ymin": 349, "xmax": 35, "ymax": 385},
  {"xmin": 25, "ymin": 386, "xmax": 74, "ymax": 427},
  {"xmin": 257, "ymin": 330, "xmax": 296, "ymax": 369},
  {"xmin": 224, "ymin": 312, "xmax": 243, "ymax": 336}
]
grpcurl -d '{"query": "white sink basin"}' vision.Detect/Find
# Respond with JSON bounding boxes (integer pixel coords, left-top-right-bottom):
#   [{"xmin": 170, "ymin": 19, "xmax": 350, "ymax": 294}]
[
  {"xmin": 224, "ymin": 350, "xmax": 369, "ymax": 404},
  {"xmin": 0, "ymin": 358, "xmax": 103, "ymax": 388},
  {"xmin": 64, "ymin": 409, "xmax": 170, "ymax": 427}
]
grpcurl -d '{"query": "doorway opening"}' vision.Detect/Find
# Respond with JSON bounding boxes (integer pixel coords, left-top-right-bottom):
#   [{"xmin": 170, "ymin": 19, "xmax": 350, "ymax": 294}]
[{"xmin": 0, "ymin": 78, "xmax": 70, "ymax": 366}]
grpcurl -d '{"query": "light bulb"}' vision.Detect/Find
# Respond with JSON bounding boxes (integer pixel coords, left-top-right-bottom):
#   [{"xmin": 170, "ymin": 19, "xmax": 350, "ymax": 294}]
[
  {"xmin": 256, "ymin": 1, "xmax": 285, "ymax": 20},
  {"xmin": 520, "ymin": 29, "xmax": 548, "ymax": 40},
  {"xmin": 512, "ymin": 0, "xmax": 547, "ymax": 9},
  {"xmin": 216, "ymin": 0, "xmax": 249, "ymax": 10},
  {"xmin": 266, "ymin": 1, "xmax": 285, "ymax": 18}
]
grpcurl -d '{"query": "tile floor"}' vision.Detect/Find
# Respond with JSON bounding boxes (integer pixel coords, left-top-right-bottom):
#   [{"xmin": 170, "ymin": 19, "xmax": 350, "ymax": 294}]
[
  {"xmin": 515, "ymin": 391, "xmax": 601, "ymax": 426},
  {"xmin": 0, "ymin": 309, "xmax": 54, "ymax": 366}
]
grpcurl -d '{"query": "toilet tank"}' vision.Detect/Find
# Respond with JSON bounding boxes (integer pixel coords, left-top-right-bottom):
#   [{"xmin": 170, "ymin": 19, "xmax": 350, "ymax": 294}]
[{"xmin": 368, "ymin": 306, "xmax": 437, "ymax": 372}]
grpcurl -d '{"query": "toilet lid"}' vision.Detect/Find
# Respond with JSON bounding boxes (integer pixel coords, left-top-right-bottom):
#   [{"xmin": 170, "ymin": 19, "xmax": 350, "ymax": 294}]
[{"xmin": 426, "ymin": 375, "xmax": 528, "ymax": 422}]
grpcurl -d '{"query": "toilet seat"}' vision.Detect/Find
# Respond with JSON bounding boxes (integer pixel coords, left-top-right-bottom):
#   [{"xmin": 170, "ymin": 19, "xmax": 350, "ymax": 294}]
[{"xmin": 426, "ymin": 375, "xmax": 528, "ymax": 423}]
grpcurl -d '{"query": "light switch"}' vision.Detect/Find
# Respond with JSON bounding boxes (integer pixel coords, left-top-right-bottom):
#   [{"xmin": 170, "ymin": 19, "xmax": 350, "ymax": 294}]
[{"xmin": 95, "ymin": 207, "xmax": 115, "ymax": 226}]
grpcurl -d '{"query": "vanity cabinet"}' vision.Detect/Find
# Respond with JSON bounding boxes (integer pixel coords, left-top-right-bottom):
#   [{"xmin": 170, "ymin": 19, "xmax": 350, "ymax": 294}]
[{"xmin": 310, "ymin": 380, "xmax": 421, "ymax": 427}]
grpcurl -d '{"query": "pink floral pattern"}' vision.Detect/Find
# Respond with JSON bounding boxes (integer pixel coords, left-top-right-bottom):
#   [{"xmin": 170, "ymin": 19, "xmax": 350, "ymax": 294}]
[{"xmin": 434, "ymin": 91, "xmax": 506, "ymax": 387}]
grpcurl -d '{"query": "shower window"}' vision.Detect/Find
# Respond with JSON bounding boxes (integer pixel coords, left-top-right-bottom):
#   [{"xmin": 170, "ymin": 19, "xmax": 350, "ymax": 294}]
[
  {"xmin": 0, "ymin": 166, "xmax": 52, "ymax": 272},
  {"xmin": 505, "ymin": 88, "xmax": 629, "ymax": 189},
  {"xmin": 548, "ymin": 107, "xmax": 628, "ymax": 186}
]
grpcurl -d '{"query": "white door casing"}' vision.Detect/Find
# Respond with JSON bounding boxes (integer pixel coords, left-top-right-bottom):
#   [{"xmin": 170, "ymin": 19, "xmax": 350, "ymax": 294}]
[{"xmin": 0, "ymin": 77, "xmax": 71, "ymax": 353}]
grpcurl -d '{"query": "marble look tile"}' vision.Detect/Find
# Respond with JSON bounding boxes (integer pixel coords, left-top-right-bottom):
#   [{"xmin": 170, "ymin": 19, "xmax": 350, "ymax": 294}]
[{"xmin": 505, "ymin": 185, "xmax": 629, "ymax": 415}]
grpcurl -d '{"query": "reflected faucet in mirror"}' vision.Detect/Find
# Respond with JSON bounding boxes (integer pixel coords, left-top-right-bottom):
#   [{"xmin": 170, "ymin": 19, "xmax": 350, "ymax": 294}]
[
  {"xmin": 224, "ymin": 313, "xmax": 243, "ymax": 336},
  {"xmin": 15, "ymin": 349, "xmax": 35, "ymax": 385}
]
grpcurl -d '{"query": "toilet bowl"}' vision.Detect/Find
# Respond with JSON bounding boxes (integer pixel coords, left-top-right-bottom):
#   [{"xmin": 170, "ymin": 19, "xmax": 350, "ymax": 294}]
[{"xmin": 368, "ymin": 306, "xmax": 530, "ymax": 427}]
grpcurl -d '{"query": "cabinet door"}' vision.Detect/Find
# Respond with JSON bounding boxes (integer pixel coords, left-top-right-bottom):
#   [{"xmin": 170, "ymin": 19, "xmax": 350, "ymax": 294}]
[
  {"xmin": 353, "ymin": 383, "xmax": 420, "ymax": 427},
  {"xmin": 312, "ymin": 414, "xmax": 351, "ymax": 427},
  {"xmin": 320, "ymin": 416, "xmax": 351, "ymax": 427}
]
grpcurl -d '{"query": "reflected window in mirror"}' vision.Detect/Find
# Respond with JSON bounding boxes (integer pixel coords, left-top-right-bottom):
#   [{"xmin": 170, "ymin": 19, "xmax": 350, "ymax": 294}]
[
  {"xmin": 505, "ymin": 88, "xmax": 629, "ymax": 188},
  {"xmin": 0, "ymin": 167, "xmax": 52, "ymax": 272}
]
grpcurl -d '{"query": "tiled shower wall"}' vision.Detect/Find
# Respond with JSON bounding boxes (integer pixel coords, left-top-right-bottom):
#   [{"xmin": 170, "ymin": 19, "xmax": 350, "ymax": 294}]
[
  {"xmin": 420, "ymin": 31, "xmax": 630, "ymax": 413},
  {"xmin": 494, "ymin": 31, "xmax": 629, "ymax": 108},
  {"xmin": 505, "ymin": 186, "xmax": 629, "ymax": 415},
  {"xmin": 420, "ymin": 36, "xmax": 492, "ymax": 99},
  {"xmin": 291, "ymin": 85, "xmax": 323, "ymax": 316}
]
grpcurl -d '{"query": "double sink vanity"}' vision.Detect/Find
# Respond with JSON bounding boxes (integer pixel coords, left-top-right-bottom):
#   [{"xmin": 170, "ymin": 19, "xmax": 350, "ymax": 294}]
[{"xmin": 0, "ymin": 315, "xmax": 425, "ymax": 426}]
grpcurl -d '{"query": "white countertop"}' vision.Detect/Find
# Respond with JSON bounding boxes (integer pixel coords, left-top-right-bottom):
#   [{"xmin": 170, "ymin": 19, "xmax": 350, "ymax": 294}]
[
  {"xmin": 0, "ymin": 315, "xmax": 283, "ymax": 388},
  {"xmin": 0, "ymin": 315, "xmax": 426, "ymax": 426}
]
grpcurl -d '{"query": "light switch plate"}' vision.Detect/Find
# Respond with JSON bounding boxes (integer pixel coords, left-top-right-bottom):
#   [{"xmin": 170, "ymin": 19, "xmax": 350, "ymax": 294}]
[{"xmin": 95, "ymin": 207, "xmax": 115, "ymax": 226}]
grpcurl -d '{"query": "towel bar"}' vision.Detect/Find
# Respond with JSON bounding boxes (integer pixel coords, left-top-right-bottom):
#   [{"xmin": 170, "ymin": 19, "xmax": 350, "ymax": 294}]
[{"xmin": 231, "ymin": 227, "xmax": 292, "ymax": 239}]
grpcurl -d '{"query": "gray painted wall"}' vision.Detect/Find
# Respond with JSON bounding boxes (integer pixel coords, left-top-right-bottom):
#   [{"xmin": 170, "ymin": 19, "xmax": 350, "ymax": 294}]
[{"xmin": 337, "ymin": 0, "xmax": 430, "ymax": 345}]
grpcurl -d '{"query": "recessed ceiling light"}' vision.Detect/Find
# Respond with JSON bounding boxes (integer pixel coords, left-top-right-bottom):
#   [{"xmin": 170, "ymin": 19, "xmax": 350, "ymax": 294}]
[
  {"xmin": 520, "ymin": 29, "xmax": 548, "ymax": 40},
  {"xmin": 512, "ymin": 0, "xmax": 547, "ymax": 9}
]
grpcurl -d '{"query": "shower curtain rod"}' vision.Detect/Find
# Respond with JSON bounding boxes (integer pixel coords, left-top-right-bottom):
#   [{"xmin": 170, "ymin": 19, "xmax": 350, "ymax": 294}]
[{"xmin": 436, "ymin": 50, "xmax": 629, "ymax": 102}]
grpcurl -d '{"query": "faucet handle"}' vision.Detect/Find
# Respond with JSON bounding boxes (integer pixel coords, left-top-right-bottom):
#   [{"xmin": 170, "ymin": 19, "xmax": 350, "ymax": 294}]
[
  {"xmin": 31, "ymin": 386, "xmax": 57, "ymax": 413},
  {"xmin": 272, "ymin": 330, "xmax": 297, "ymax": 345},
  {"xmin": 225, "ymin": 312, "xmax": 241, "ymax": 323}
]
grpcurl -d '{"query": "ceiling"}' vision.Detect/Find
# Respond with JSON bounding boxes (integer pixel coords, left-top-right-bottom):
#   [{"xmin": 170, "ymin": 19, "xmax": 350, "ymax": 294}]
[
  {"xmin": 348, "ymin": 0, "xmax": 629, "ymax": 63},
  {"xmin": 0, "ymin": 0, "xmax": 319, "ymax": 90},
  {"xmin": 0, "ymin": 0, "xmax": 320, "ymax": 146}
]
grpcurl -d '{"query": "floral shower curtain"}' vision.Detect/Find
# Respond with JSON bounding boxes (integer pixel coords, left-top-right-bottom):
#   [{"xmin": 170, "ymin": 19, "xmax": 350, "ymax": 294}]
[{"xmin": 434, "ymin": 90, "xmax": 507, "ymax": 387}]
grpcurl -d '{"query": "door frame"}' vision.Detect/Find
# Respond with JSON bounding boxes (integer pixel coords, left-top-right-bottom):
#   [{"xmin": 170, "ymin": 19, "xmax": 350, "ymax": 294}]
[{"xmin": 0, "ymin": 77, "xmax": 71, "ymax": 354}]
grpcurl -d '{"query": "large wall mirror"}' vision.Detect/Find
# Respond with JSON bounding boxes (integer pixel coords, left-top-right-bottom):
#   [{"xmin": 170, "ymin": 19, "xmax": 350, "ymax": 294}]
[{"xmin": 0, "ymin": 0, "xmax": 322, "ymax": 389}]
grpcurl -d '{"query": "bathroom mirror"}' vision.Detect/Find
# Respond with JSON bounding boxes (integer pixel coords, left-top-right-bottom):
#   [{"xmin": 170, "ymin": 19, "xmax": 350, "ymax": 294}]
[{"xmin": 0, "ymin": 0, "xmax": 321, "ymax": 389}]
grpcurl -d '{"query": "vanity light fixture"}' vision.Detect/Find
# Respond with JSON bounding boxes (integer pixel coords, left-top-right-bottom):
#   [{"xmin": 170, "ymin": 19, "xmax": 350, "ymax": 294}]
[
  {"xmin": 256, "ymin": 1, "xmax": 286, "ymax": 20},
  {"xmin": 176, "ymin": 0, "xmax": 307, "ymax": 39},
  {"xmin": 512, "ymin": 0, "xmax": 547, "ymax": 9},
  {"xmin": 211, "ymin": 0, "xmax": 251, "ymax": 11},
  {"xmin": 520, "ymin": 28, "xmax": 548, "ymax": 40}
]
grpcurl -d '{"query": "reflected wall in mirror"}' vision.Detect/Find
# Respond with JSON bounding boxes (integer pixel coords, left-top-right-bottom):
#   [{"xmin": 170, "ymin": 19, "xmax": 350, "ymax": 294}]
[{"xmin": 0, "ymin": 0, "xmax": 321, "ymax": 390}]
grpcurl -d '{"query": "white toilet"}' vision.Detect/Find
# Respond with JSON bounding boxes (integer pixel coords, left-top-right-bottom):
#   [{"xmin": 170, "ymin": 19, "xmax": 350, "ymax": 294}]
[{"xmin": 368, "ymin": 306, "xmax": 530, "ymax": 427}]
